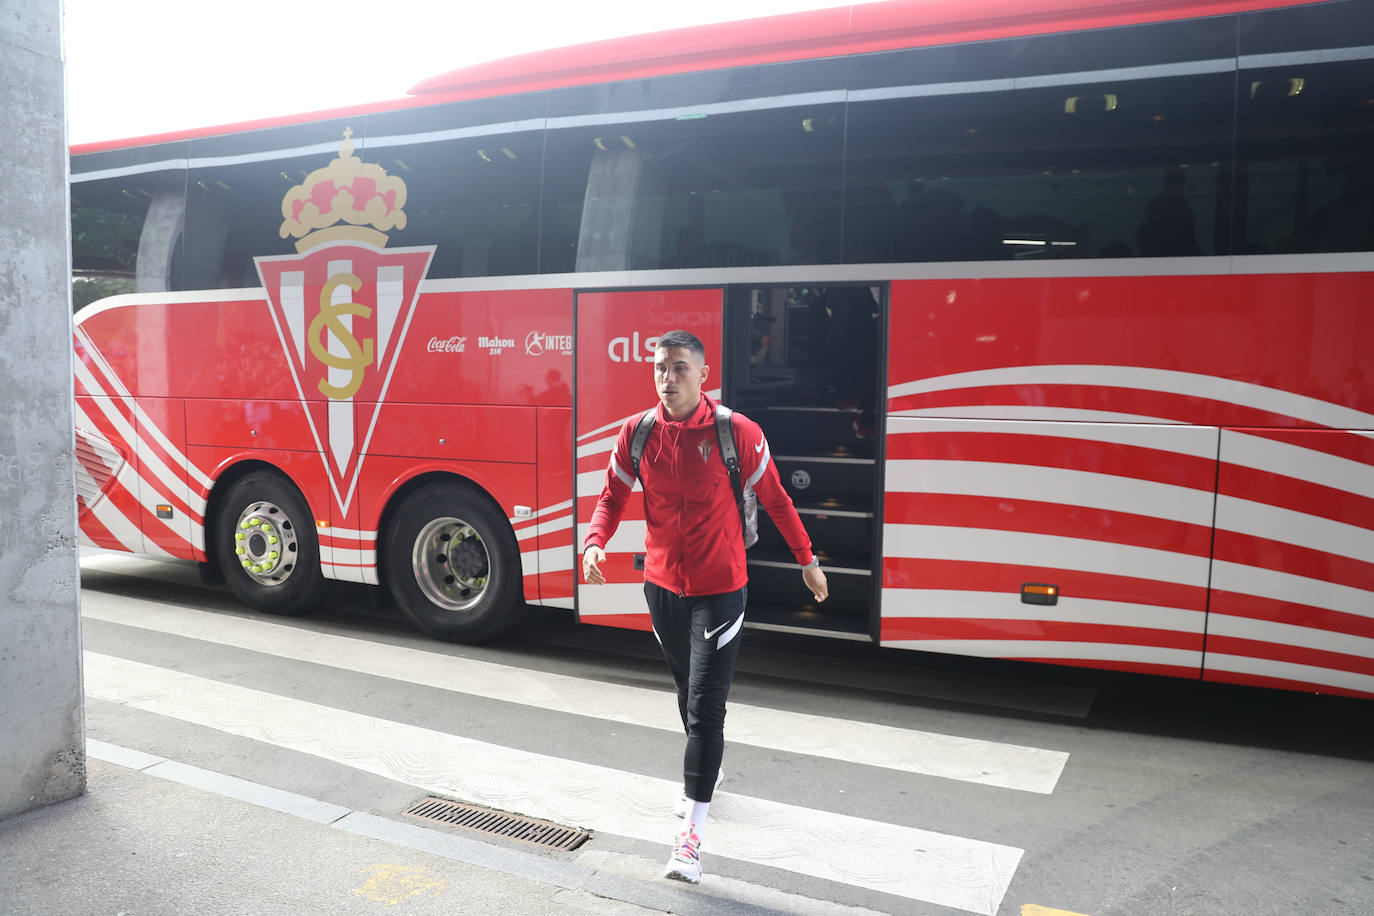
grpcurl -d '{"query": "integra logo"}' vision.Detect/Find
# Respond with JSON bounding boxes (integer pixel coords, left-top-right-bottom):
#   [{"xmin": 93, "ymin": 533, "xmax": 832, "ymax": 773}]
[
  {"xmin": 608, "ymin": 331, "xmax": 660, "ymax": 363},
  {"xmin": 525, "ymin": 331, "xmax": 573, "ymax": 357},
  {"xmin": 427, "ymin": 336, "xmax": 467, "ymax": 353}
]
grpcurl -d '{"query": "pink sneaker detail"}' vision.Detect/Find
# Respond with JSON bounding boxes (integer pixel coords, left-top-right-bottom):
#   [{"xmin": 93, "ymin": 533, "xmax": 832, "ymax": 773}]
[{"xmin": 664, "ymin": 824, "xmax": 702, "ymax": 884}]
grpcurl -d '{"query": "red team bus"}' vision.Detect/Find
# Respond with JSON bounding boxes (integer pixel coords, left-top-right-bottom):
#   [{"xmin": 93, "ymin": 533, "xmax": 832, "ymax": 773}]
[{"xmin": 69, "ymin": 0, "xmax": 1374, "ymax": 698}]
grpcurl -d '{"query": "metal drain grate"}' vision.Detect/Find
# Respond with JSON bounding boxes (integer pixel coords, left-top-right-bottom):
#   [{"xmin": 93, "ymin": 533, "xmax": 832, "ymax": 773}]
[{"xmin": 403, "ymin": 796, "xmax": 590, "ymax": 851}]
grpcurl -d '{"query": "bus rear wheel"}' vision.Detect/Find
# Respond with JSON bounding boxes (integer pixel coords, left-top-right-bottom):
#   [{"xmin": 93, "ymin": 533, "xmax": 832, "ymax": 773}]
[
  {"xmin": 383, "ymin": 483, "xmax": 526, "ymax": 642},
  {"xmin": 214, "ymin": 470, "xmax": 323, "ymax": 615}
]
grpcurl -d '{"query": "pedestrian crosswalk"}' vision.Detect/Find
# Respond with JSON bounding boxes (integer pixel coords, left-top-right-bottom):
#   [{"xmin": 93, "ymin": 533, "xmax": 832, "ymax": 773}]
[{"xmin": 80, "ymin": 561, "xmax": 1072, "ymax": 915}]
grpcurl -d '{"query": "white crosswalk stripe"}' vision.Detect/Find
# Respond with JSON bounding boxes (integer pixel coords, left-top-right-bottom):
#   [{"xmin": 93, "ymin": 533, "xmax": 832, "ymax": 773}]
[
  {"xmin": 80, "ymin": 574, "xmax": 1071, "ymax": 915},
  {"xmin": 82, "ymin": 595, "xmax": 1068, "ymax": 794},
  {"xmin": 85, "ymin": 652, "xmax": 1021, "ymax": 914}
]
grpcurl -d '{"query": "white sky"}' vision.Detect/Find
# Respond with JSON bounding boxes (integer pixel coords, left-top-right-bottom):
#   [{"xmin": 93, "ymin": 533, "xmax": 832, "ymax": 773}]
[{"xmin": 63, "ymin": 0, "xmax": 866, "ymax": 146}]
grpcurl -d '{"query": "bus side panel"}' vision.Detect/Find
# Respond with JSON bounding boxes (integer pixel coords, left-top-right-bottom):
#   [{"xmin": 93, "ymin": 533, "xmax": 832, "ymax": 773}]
[
  {"xmin": 383, "ymin": 287, "xmax": 573, "ymax": 406},
  {"xmin": 73, "ymin": 394, "xmax": 144, "ymax": 555},
  {"xmin": 135, "ymin": 397, "xmax": 198, "ymax": 561},
  {"xmin": 886, "ymin": 274, "xmax": 1374, "ymax": 429},
  {"xmin": 1206, "ymin": 429, "xmax": 1374, "ymax": 699},
  {"xmin": 532, "ymin": 407, "xmax": 575, "ymax": 609},
  {"xmin": 880, "ymin": 416, "xmax": 1214, "ymax": 677}
]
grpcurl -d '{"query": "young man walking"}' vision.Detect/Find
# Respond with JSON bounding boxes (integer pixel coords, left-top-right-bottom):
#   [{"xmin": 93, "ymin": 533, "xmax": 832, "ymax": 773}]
[{"xmin": 581, "ymin": 329, "xmax": 828, "ymax": 884}]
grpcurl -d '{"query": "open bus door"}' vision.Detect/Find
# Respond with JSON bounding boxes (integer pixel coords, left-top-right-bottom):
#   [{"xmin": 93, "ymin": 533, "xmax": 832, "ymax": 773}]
[{"xmin": 723, "ymin": 284, "xmax": 886, "ymax": 641}]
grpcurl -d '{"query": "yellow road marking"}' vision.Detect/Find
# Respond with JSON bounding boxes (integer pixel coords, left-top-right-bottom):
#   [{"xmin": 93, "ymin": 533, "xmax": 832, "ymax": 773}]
[
  {"xmin": 353, "ymin": 864, "xmax": 447, "ymax": 905},
  {"xmin": 1023, "ymin": 906, "xmax": 1094, "ymax": 916}
]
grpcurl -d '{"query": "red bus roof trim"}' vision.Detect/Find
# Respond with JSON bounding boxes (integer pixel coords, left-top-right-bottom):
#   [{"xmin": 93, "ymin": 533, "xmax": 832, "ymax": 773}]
[
  {"xmin": 409, "ymin": 0, "xmax": 1327, "ymax": 96},
  {"xmin": 72, "ymin": 0, "xmax": 1327, "ymax": 157}
]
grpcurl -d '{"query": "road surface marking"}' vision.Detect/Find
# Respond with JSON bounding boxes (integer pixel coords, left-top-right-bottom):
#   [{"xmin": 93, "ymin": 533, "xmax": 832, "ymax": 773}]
[
  {"xmin": 82, "ymin": 594, "xmax": 1068, "ymax": 794},
  {"xmin": 85, "ymin": 651, "xmax": 1022, "ymax": 915}
]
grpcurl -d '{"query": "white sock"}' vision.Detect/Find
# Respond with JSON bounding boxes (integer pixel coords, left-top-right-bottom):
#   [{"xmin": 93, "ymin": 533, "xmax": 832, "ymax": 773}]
[{"xmin": 687, "ymin": 800, "xmax": 710, "ymax": 836}]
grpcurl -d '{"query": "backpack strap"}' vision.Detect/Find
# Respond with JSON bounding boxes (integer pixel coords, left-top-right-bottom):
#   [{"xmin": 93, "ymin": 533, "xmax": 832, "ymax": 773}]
[
  {"xmin": 714, "ymin": 405, "xmax": 750, "ymax": 546},
  {"xmin": 628, "ymin": 408, "xmax": 657, "ymax": 480}
]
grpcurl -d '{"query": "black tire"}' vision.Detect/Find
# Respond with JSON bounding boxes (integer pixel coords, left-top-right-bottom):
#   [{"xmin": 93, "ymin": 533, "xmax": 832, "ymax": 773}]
[
  {"xmin": 383, "ymin": 482, "xmax": 526, "ymax": 642},
  {"xmin": 214, "ymin": 470, "xmax": 323, "ymax": 615}
]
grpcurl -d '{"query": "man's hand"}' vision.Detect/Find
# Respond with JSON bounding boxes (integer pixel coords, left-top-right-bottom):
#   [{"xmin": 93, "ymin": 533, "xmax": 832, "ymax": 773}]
[
  {"xmin": 803, "ymin": 564, "xmax": 828, "ymax": 602},
  {"xmin": 582, "ymin": 546, "xmax": 607, "ymax": 585}
]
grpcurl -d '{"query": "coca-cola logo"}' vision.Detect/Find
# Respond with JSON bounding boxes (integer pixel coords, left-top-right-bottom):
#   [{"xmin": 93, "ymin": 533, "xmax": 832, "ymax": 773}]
[{"xmin": 427, "ymin": 335, "xmax": 467, "ymax": 353}]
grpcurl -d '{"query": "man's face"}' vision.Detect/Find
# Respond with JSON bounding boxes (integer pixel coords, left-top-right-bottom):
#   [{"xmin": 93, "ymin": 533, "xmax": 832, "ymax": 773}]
[{"xmin": 654, "ymin": 345, "xmax": 709, "ymax": 418}]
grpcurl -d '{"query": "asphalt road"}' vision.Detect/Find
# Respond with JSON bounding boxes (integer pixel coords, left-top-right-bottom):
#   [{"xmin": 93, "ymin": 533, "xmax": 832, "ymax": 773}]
[{"xmin": 60, "ymin": 552, "xmax": 1374, "ymax": 916}]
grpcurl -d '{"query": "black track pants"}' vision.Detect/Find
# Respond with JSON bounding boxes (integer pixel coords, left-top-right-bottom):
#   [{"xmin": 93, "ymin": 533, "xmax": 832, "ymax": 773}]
[{"xmin": 644, "ymin": 581, "xmax": 747, "ymax": 803}]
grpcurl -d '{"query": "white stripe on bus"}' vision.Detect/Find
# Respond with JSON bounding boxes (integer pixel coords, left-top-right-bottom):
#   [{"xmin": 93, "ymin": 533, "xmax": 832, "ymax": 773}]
[
  {"xmin": 885, "ymin": 416, "xmax": 1221, "ymax": 459},
  {"xmin": 1210, "ymin": 560, "xmax": 1374, "ymax": 623},
  {"xmin": 879, "ymin": 639, "xmax": 1200, "ymax": 668},
  {"xmin": 880, "ymin": 589, "xmax": 1204, "ymax": 634},
  {"xmin": 1201, "ymin": 652, "xmax": 1374, "ymax": 696},
  {"xmin": 1222, "ymin": 431, "xmax": 1374, "ymax": 501},
  {"xmin": 886, "ymin": 459, "xmax": 1217, "ymax": 528},
  {"xmin": 889, "ymin": 365, "xmax": 1374, "ymax": 431},
  {"xmin": 74, "ymin": 367, "xmax": 207, "ymax": 515},
  {"xmin": 1216, "ymin": 494, "xmax": 1374, "ymax": 567},
  {"xmin": 1206, "ymin": 613, "xmax": 1374, "ymax": 663},
  {"xmin": 75, "ymin": 326, "xmax": 215, "ymax": 490},
  {"xmin": 884, "ymin": 524, "xmax": 1212, "ymax": 587}
]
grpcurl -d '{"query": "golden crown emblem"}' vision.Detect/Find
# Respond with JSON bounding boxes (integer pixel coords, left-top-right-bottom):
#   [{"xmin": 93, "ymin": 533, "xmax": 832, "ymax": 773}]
[{"xmin": 279, "ymin": 128, "xmax": 408, "ymax": 253}]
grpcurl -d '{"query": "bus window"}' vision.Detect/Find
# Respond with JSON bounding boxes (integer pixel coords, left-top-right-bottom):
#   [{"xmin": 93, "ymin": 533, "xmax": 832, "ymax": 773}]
[
  {"xmin": 843, "ymin": 21, "xmax": 1236, "ymax": 262},
  {"xmin": 71, "ymin": 186, "xmax": 149, "ymax": 310},
  {"xmin": 1236, "ymin": 2, "xmax": 1374, "ymax": 255},
  {"xmin": 543, "ymin": 61, "xmax": 846, "ymax": 272},
  {"xmin": 366, "ymin": 95, "xmax": 547, "ymax": 279}
]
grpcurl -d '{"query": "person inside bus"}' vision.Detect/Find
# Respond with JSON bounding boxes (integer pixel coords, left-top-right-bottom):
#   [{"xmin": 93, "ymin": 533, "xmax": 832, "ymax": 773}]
[
  {"xmin": 581, "ymin": 330, "xmax": 828, "ymax": 885},
  {"xmin": 1137, "ymin": 165, "xmax": 1201, "ymax": 257}
]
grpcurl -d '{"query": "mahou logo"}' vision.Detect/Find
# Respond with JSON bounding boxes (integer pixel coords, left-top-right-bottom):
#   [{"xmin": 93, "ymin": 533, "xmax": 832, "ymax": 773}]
[{"xmin": 254, "ymin": 129, "xmax": 436, "ymax": 514}]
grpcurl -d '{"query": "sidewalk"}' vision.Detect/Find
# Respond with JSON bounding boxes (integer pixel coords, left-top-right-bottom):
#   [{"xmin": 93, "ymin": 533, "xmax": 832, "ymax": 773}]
[{"xmin": 0, "ymin": 744, "xmax": 876, "ymax": 916}]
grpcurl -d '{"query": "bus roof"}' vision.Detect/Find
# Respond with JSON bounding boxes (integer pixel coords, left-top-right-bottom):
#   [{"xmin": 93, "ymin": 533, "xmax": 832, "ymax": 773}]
[
  {"xmin": 410, "ymin": 0, "xmax": 1323, "ymax": 97},
  {"xmin": 71, "ymin": 0, "xmax": 1324, "ymax": 157}
]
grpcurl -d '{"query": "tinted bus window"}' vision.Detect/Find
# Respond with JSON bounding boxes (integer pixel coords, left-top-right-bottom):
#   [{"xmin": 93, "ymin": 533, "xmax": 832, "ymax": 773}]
[
  {"xmin": 71, "ymin": 185, "xmax": 147, "ymax": 309},
  {"xmin": 71, "ymin": 163, "xmax": 187, "ymax": 300},
  {"xmin": 843, "ymin": 26, "xmax": 1236, "ymax": 262},
  {"xmin": 1236, "ymin": 2, "xmax": 1374, "ymax": 254},
  {"xmin": 368, "ymin": 95, "xmax": 547, "ymax": 277},
  {"xmin": 182, "ymin": 120, "xmax": 361, "ymax": 289},
  {"xmin": 543, "ymin": 62, "xmax": 846, "ymax": 271},
  {"xmin": 363, "ymin": 129, "xmax": 543, "ymax": 278}
]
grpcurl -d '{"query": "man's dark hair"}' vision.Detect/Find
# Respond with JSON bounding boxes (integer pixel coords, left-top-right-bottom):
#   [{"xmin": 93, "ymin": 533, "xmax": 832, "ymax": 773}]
[{"xmin": 656, "ymin": 329, "xmax": 705, "ymax": 361}]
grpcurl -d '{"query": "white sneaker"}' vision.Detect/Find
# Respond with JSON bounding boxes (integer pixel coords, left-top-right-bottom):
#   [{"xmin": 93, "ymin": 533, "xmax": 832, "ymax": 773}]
[
  {"xmin": 673, "ymin": 768, "xmax": 724, "ymax": 818},
  {"xmin": 664, "ymin": 823, "xmax": 702, "ymax": 884}
]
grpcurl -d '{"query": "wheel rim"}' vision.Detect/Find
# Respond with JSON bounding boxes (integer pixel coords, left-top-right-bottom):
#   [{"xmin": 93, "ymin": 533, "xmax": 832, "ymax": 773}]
[
  {"xmin": 232, "ymin": 500, "xmax": 299, "ymax": 586},
  {"xmin": 411, "ymin": 516, "xmax": 491, "ymax": 613}
]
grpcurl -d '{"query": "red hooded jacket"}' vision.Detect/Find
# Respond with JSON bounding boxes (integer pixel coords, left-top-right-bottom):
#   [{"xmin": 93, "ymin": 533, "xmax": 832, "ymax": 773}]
[{"xmin": 584, "ymin": 393, "xmax": 815, "ymax": 596}]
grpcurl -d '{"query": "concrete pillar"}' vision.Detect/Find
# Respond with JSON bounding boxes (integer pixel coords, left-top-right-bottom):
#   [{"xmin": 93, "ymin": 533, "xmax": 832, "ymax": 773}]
[{"xmin": 0, "ymin": 0, "xmax": 86, "ymax": 820}]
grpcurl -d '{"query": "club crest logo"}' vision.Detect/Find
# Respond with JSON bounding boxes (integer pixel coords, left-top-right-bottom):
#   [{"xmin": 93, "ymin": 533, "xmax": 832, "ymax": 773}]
[
  {"xmin": 699, "ymin": 440, "xmax": 713, "ymax": 463},
  {"xmin": 254, "ymin": 129, "xmax": 435, "ymax": 514}
]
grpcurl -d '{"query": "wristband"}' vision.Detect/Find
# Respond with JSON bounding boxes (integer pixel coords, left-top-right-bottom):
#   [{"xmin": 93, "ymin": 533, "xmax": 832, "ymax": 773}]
[{"xmin": 801, "ymin": 555, "xmax": 820, "ymax": 570}]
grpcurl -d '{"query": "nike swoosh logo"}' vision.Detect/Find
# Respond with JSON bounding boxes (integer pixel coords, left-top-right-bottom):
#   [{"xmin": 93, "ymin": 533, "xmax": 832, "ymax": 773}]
[
  {"xmin": 704, "ymin": 616, "xmax": 738, "ymax": 640},
  {"xmin": 754, "ymin": 441, "xmax": 764, "ymax": 453}
]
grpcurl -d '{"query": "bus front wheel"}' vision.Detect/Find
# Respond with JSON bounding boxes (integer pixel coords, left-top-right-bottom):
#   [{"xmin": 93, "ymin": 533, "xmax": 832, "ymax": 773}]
[
  {"xmin": 214, "ymin": 470, "xmax": 323, "ymax": 615},
  {"xmin": 383, "ymin": 482, "xmax": 526, "ymax": 642}
]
